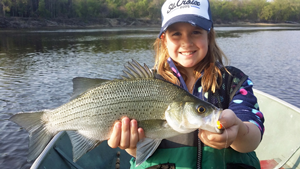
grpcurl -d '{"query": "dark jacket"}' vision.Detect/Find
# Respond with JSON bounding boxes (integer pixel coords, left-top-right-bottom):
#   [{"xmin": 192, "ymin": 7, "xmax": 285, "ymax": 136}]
[{"xmin": 130, "ymin": 58, "xmax": 264, "ymax": 169}]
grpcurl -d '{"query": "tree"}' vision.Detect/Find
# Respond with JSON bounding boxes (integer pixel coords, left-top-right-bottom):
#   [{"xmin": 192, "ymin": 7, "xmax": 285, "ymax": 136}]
[
  {"xmin": 38, "ymin": 0, "xmax": 50, "ymax": 17},
  {"xmin": 148, "ymin": 0, "xmax": 164, "ymax": 19},
  {"xmin": 0, "ymin": 0, "xmax": 299, "ymax": 23},
  {"xmin": 287, "ymin": 0, "xmax": 300, "ymax": 21},
  {"xmin": 10, "ymin": 0, "xmax": 29, "ymax": 17},
  {"xmin": 273, "ymin": 0, "xmax": 293, "ymax": 22},
  {"xmin": 0, "ymin": 0, "xmax": 11, "ymax": 17},
  {"xmin": 125, "ymin": 1, "xmax": 136, "ymax": 18},
  {"xmin": 247, "ymin": 0, "xmax": 267, "ymax": 21},
  {"xmin": 259, "ymin": 3, "xmax": 273, "ymax": 21}
]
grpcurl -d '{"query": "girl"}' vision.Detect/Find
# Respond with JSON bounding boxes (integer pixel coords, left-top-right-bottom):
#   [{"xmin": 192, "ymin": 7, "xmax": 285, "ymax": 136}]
[{"xmin": 108, "ymin": 0, "xmax": 264, "ymax": 168}]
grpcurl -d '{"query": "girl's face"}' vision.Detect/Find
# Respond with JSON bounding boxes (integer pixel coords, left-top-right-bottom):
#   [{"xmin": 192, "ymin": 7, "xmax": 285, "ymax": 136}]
[{"xmin": 164, "ymin": 22, "xmax": 209, "ymax": 70}]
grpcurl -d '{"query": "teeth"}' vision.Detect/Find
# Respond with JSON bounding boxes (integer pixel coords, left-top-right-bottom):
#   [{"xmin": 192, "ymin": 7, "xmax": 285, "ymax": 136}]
[{"xmin": 181, "ymin": 52, "xmax": 194, "ymax": 55}]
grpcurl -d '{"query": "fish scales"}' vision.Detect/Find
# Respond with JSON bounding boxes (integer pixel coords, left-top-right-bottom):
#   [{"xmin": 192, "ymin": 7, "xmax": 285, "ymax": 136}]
[
  {"xmin": 9, "ymin": 60, "xmax": 222, "ymax": 165},
  {"xmin": 46, "ymin": 78, "xmax": 179, "ymax": 133}
]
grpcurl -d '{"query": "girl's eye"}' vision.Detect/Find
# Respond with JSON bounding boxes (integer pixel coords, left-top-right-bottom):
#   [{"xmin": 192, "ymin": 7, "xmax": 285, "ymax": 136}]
[
  {"xmin": 172, "ymin": 32, "xmax": 181, "ymax": 36},
  {"xmin": 193, "ymin": 30, "xmax": 202, "ymax": 35}
]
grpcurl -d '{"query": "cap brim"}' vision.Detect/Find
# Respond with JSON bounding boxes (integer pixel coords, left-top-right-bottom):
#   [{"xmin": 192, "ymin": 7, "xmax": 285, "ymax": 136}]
[{"xmin": 158, "ymin": 14, "xmax": 212, "ymax": 39}]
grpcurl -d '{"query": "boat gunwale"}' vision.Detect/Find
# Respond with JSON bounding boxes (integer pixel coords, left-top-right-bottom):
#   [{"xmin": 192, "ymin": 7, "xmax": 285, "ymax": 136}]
[
  {"xmin": 30, "ymin": 131, "xmax": 65, "ymax": 169},
  {"xmin": 253, "ymin": 89, "xmax": 300, "ymax": 114}
]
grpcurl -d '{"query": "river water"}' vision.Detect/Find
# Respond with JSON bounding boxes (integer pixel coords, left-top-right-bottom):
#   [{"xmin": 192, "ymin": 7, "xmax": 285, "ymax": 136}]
[{"xmin": 0, "ymin": 26, "xmax": 300, "ymax": 169}]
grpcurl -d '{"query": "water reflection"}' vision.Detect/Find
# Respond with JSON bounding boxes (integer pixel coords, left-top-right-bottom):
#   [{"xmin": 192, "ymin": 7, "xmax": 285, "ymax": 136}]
[{"xmin": 0, "ymin": 30, "xmax": 157, "ymax": 55}]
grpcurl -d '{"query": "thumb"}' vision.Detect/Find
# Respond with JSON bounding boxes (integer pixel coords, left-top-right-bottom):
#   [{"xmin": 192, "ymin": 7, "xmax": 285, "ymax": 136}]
[{"xmin": 217, "ymin": 109, "xmax": 237, "ymax": 129}]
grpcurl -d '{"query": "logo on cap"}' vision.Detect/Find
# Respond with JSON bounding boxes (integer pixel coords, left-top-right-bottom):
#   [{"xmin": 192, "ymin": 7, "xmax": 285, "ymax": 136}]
[
  {"xmin": 158, "ymin": 0, "xmax": 213, "ymax": 38},
  {"xmin": 167, "ymin": 0, "xmax": 201, "ymax": 14}
]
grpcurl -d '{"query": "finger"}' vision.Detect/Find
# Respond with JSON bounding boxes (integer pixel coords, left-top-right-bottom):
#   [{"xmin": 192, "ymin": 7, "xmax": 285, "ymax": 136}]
[
  {"xmin": 138, "ymin": 127, "xmax": 145, "ymax": 141},
  {"xmin": 199, "ymin": 130, "xmax": 230, "ymax": 149},
  {"xmin": 200, "ymin": 136, "xmax": 227, "ymax": 149},
  {"xmin": 199, "ymin": 129, "xmax": 222, "ymax": 142},
  {"xmin": 129, "ymin": 119, "xmax": 138, "ymax": 148},
  {"xmin": 120, "ymin": 117, "xmax": 130, "ymax": 149},
  {"xmin": 107, "ymin": 121, "xmax": 121, "ymax": 148},
  {"xmin": 218, "ymin": 109, "xmax": 236, "ymax": 129}
]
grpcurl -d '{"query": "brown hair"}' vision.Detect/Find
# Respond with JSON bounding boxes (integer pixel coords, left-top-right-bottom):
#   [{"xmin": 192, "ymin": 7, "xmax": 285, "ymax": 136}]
[{"xmin": 153, "ymin": 28, "xmax": 228, "ymax": 93}]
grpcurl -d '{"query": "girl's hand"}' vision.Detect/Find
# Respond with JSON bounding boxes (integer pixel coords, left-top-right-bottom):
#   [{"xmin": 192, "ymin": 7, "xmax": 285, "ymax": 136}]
[
  {"xmin": 107, "ymin": 117, "xmax": 145, "ymax": 157},
  {"xmin": 198, "ymin": 109, "xmax": 261, "ymax": 152},
  {"xmin": 198, "ymin": 109, "xmax": 239, "ymax": 149}
]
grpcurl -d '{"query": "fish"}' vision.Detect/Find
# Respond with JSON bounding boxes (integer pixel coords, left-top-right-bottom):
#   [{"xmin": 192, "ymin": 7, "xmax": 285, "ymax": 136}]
[{"xmin": 9, "ymin": 59, "xmax": 223, "ymax": 166}]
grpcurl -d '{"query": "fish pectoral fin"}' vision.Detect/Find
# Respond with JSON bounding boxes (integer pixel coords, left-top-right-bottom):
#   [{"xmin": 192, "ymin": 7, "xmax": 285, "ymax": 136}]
[
  {"xmin": 136, "ymin": 138, "xmax": 162, "ymax": 166},
  {"xmin": 71, "ymin": 77, "xmax": 110, "ymax": 100},
  {"xmin": 66, "ymin": 131, "xmax": 102, "ymax": 162}
]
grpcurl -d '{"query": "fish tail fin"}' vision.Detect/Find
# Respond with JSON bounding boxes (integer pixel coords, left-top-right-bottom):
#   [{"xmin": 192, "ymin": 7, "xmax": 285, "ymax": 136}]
[{"xmin": 9, "ymin": 110, "xmax": 54, "ymax": 161}]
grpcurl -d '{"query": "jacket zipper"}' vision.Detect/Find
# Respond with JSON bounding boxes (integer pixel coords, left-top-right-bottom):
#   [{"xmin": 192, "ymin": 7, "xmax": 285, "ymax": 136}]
[{"xmin": 197, "ymin": 130, "xmax": 202, "ymax": 169}]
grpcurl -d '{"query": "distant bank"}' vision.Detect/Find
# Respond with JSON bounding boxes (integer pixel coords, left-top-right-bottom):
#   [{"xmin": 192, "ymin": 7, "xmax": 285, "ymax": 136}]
[
  {"xmin": 1, "ymin": 17, "xmax": 299, "ymax": 29},
  {"xmin": 0, "ymin": 17, "xmax": 160, "ymax": 29}
]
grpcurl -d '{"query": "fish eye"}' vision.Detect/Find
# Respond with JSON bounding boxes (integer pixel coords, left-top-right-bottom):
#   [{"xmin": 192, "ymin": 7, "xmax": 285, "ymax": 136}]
[{"xmin": 197, "ymin": 106, "xmax": 206, "ymax": 114}]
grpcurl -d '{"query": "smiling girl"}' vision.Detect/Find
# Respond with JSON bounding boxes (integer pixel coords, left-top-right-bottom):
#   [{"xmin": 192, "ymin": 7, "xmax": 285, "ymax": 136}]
[{"xmin": 108, "ymin": 0, "xmax": 264, "ymax": 168}]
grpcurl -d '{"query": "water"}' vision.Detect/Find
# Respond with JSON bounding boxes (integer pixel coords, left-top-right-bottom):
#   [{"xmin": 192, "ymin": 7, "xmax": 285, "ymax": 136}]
[{"xmin": 0, "ymin": 26, "xmax": 300, "ymax": 169}]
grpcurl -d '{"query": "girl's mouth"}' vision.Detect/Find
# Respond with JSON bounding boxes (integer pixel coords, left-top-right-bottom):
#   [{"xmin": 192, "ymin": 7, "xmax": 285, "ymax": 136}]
[{"xmin": 180, "ymin": 51, "xmax": 196, "ymax": 56}]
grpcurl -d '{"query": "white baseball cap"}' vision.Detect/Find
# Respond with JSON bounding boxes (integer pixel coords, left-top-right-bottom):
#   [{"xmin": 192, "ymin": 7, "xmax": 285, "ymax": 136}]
[{"xmin": 158, "ymin": 0, "xmax": 213, "ymax": 38}]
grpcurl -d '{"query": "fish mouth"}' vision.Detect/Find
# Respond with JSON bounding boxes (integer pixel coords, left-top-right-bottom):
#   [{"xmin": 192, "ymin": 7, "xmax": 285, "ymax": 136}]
[
  {"xmin": 213, "ymin": 108, "xmax": 223, "ymax": 133},
  {"xmin": 198, "ymin": 108, "xmax": 223, "ymax": 133},
  {"xmin": 215, "ymin": 108, "xmax": 222, "ymax": 119}
]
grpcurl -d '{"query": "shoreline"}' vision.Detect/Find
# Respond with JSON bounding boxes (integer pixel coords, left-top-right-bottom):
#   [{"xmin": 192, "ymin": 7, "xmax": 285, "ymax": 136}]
[
  {"xmin": 216, "ymin": 22, "xmax": 300, "ymax": 27},
  {"xmin": 1, "ymin": 17, "xmax": 300, "ymax": 29}
]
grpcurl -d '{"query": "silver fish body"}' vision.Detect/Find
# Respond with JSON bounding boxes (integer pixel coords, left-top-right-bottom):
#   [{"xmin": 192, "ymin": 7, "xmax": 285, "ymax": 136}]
[{"xmin": 10, "ymin": 60, "xmax": 222, "ymax": 166}]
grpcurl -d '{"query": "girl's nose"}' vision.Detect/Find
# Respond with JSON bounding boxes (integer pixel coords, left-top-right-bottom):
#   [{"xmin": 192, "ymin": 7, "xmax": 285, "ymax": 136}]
[{"xmin": 181, "ymin": 35, "xmax": 193, "ymax": 47}]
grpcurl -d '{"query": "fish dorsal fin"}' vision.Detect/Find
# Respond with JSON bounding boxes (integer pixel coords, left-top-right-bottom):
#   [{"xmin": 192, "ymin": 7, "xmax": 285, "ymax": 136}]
[
  {"xmin": 121, "ymin": 59, "xmax": 154, "ymax": 80},
  {"xmin": 135, "ymin": 138, "xmax": 162, "ymax": 166},
  {"xmin": 71, "ymin": 77, "xmax": 109, "ymax": 100},
  {"xmin": 66, "ymin": 131, "xmax": 102, "ymax": 162}
]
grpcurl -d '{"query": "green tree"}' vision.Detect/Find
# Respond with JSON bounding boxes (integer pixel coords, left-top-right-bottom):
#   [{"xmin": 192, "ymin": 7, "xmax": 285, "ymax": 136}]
[
  {"xmin": 29, "ymin": 0, "xmax": 40, "ymax": 16},
  {"xmin": 272, "ymin": 0, "xmax": 293, "ymax": 22},
  {"xmin": 259, "ymin": 3, "xmax": 273, "ymax": 21},
  {"xmin": 38, "ymin": 0, "xmax": 50, "ymax": 17},
  {"xmin": 125, "ymin": 1, "xmax": 136, "ymax": 18},
  {"xmin": 148, "ymin": 0, "xmax": 164, "ymax": 19},
  {"xmin": 287, "ymin": 0, "xmax": 300, "ymax": 21},
  {"xmin": 219, "ymin": 0, "xmax": 235, "ymax": 21},
  {"xmin": 210, "ymin": 0, "xmax": 223, "ymax": 21},
  {"xmin": 136, "ymin": 0, "xmax": 149, "ymax": 17},
  {"xmin": 1, "ymin": 0, "xmax": 299, "ymax": 23},
  {"xmin": 10, "ymin": 0, "xmax": 28, "ymax": 17},
  {"xmin": 247, "ymin": 0, "xmax": 267, "ymax": 21},
  {"xmin": 105, "ymin": 0, "xmax": 123, "ymax": 18},
  {"xmin": 0, "ymin": 0, "xmax": 11, "ymax": 17}
]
